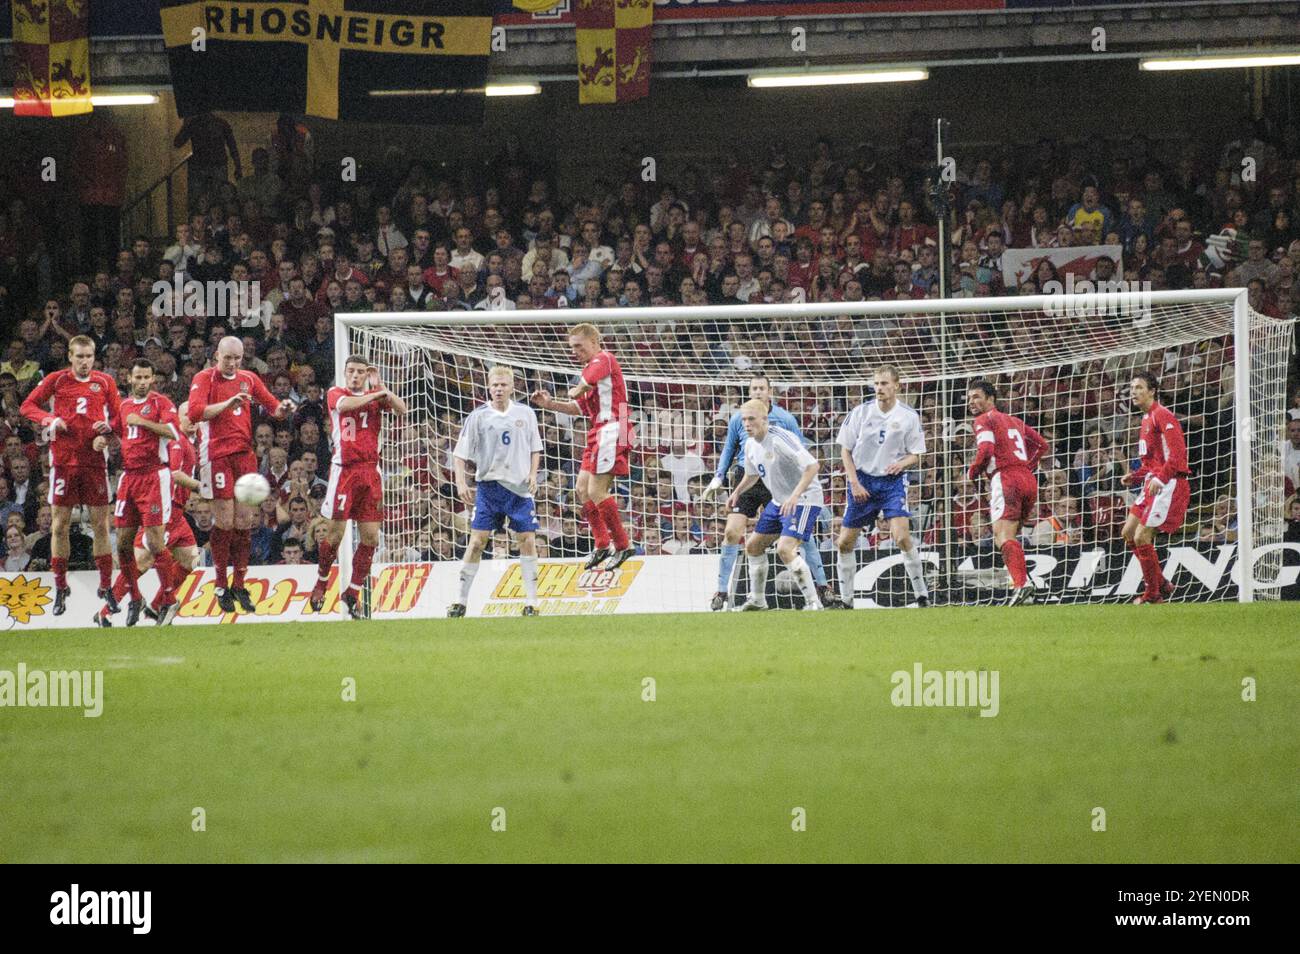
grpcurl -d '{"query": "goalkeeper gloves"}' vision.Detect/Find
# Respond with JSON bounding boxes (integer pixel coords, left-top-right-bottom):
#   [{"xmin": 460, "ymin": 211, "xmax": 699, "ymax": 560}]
[{"xmin": 698, "ymin": 476, "xmax": 723, "ymax": 501}]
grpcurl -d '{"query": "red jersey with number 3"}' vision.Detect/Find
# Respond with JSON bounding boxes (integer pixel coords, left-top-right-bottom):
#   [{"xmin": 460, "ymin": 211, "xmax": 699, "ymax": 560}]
[
  {"xmin": 120, "ymin": 391, "xmax": 179, "ymax": 473},
  {"xmin": 1136, "ymin": 401, "xmax": 1189, "ymax": 483},
  {"xmin": 327, "ymin": 386, "xmax": 389, "ymax": 465},
  {"xmin": 577, "ymin": 350, "xmax": 627, "ymax": 427},
  {"xmin": 971, "ymin": 409, "xmax": 1047, "ymax": 477},
  {"xmin": 187, "ymin": 368, "xmax": 281, "ymax": 462},
  {"xmin": 20, "ymin": 368, "xmax": 121, "ymax": 468}
]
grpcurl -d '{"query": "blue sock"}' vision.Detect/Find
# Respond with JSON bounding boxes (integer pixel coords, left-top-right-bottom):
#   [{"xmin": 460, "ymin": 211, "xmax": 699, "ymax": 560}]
[
  {"xmin": 718, "ymin": 543, "xmax": 741, "ymax": 592},
  {"xmin": 801, "ymin": 537, "xmax": 828, "ymax": 587}
]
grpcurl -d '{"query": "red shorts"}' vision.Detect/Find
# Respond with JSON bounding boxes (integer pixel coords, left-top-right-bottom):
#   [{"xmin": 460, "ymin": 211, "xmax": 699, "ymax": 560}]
[
  {"xmin": 133, "ymin": 507, "xmax": 197, "ymax": 551},
  {"xmin": 49, "ymin": 464, "xmax": 111, "ymax": 508},
  {"xmin": 199, "ymin": 449, "xmax": 258, "ymax": 501},
  {"xmin": 1129, "ymin": 476, "xmax": 1190, "ymax": 533},
  {"xmin": 321, "ymin": 462, "xmax": 384, "ymax": 522},
  {"xmin": 580, "ymin": 420, "xmax": 631, "ymax": 477},
  {"xmin": 989, "ymin": 468, "xmax": 1038, "ymax": 524},
  {"xmin": 115, "ymin": 468, "xmax": 172, "ymax": 528}
]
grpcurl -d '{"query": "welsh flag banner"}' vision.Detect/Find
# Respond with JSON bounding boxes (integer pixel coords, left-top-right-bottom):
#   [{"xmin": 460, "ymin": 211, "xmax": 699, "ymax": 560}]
[
  {"xmin": 11, "ymin": 0, "xmax": 93, "ymax": 116},
  {"xmin": 576, "ymin": 0, "xmax": 651, "ymax": 105}
]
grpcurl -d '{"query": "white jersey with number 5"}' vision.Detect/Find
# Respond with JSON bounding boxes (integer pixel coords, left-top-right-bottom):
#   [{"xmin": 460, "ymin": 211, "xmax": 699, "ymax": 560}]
[
  {"xmin": 453, "ymin": 401, "xmax": 543, "ymax": 498},
  {"xmin": 742, "ymin": 424, "xmax": 824, "ymax": 507},
  {"xmin": 836, "ymin": 399, "xmax": 925, "ymax": 475}
]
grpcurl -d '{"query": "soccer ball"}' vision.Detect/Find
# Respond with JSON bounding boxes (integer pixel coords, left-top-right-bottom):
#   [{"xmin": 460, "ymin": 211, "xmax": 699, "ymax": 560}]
[
  {"xmin": 773, "ymin": 569, "xmax": 798, "ymax": 596},
  {"xmin": 234, "ymin": 473, "xmax": 271, "ymax": 506}
]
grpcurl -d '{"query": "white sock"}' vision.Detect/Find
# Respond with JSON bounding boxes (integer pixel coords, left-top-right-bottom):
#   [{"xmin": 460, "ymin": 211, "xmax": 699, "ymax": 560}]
[
  {"xmin": 901, "ymin": 546, "xmax": 929, "ymax": 598},
  {"xmin": 837, "ymin": 549, "xmax": 856, "ymax": 605},
  {"xmin": 726, "ymin": 542, "xmax": 744, "ymax": 602},
  {"xmin": 788, "ymin": 554, "xmax": 821, "ymax": 606},
  {"xmin": 520, "ymin": 555, "xmax": 538, "ymax": 605},
  {"xmin": 458, "ymin": 561, "xmax": 480, "ymax": 603},
  {"xmin": 746, "ymin": 552, "xmax": 768, "ymax": 605}
]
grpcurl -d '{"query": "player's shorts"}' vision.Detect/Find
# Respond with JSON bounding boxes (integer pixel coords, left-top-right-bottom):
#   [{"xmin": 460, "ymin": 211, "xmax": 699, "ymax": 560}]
[
  {"xmin": 115, "ymin": 467, "xmax": 172, "ymax": 528},
  {"xmin": 730, "ymin": 474, "xmax": 773, "ymax": 518},
  {"xmin": 48, "ymin": 464, "xmax": 111, "ymax": 508},
  {"xmin": 133, "ymin": 507, "xmax": 197, "ymax": 551},
  {"xmin": 580, "ymin": 420, "xmax": 630, "ymax": 476},
  {"xmin": 989, "ymin": 468, "xmax": 1038, "ymax": 524},
  {"xmin": 844, "ymin": 470, "xmax": 911, "ymax": 528},
  {"xmin": 199, "ymin": 449, "xmax": 259, "ymax": 501},
  {"xmin": 754, "ymin": 501, "xmax": 822, "ymax": 541},
  {"xmin": 1129, "ymin": 475, "xmax": 1190, "ymax": 533},
  {"xmin": 321, "ymin": 462, "xmax": 384, "ymax": 523},
  {"xmin": 470, "ymin": 480, "xmax": 538, "ymax": 534}
]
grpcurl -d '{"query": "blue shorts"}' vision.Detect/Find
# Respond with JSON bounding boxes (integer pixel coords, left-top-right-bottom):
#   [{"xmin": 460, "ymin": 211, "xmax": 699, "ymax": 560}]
[
  {"xmin": 471, "ymin": 481, "xmax": 538, "ymax": 534},
  {"xmin": 754, "ymin": 501, "xmax": 822, "ymax": 541},
  {"xmin": 844, "ymin": 471, "xmax": 910, "ymax": 528}
]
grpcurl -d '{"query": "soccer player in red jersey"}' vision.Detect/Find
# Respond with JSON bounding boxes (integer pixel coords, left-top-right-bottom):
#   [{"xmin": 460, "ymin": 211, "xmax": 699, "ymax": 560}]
[
  {"xmin": 1122, "ymin": 371, "xmax": 1189, "ymax": 604},
  {"xmin": 311, "ymin": 356, "xmax": 408, "ymax": 619},
  {"xmin": 530, "ymin": 322, "xmax": 636, "ymax": 571},
  {"xmin": 97, "ymin": 398, "xmax": 202, "ymax": 627},
  {"xmin": 188, "ymin": 336, "xmax": 295, "ymax": 614},
  {"xmin": 966, "ymin": 378, "xmax": 1049, "ymax": 605},
  {"xmin": 20, "ymin": 334, "xmax": 121, "ymax": 615},
  {"xmin": 94, "ymin": 359, "xmax": 184, "ymax": 626}
]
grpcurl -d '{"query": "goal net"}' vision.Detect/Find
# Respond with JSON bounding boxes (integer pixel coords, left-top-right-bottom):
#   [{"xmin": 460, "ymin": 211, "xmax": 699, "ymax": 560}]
[{"xmin": 336, "ymin": 290, "xmax": 1295, "ymax": 615}]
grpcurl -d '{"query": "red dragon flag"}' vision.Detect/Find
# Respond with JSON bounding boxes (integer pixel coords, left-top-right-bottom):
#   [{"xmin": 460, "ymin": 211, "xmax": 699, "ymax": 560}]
[
  {"xmin": 576, "ymin": 0, "xmax": 651, "ymax": 105},
  {"xmin": 11, "ymin": 0, "xmax": 93, "ymax": 117}
]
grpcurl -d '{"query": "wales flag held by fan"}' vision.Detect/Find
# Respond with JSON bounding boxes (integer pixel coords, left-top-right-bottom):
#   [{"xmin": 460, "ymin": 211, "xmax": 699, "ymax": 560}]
[{"xmin": 159, "ymin": 0, "xmax": 493, "ymax": 125}]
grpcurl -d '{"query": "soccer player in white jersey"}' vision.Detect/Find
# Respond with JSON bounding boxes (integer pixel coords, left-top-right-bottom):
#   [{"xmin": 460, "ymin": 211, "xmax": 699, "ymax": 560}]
[
  {"xmin": 726, "ymin": 399, "xmax": 824, "ymax": 611},
  {"xmin": 835, "ymin": 365, "xmax": 929, "ymax": 608},
  {"xmin": 450, "ymin": 365, "xmax": 544, "ymax": 618}
]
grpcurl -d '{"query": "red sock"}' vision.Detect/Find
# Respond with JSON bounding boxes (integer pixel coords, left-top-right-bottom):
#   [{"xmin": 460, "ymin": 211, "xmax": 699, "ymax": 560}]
[
  {"xmin": 211, "ymin": 527, "xmax": 230, "ymax": 589},
  {"xmin": 153, "ymin": 548, "xmax": 180, "ymax": 603},
  {"xmin": 598, "ymin": 496, "xmax": 630, "ymax": 550},
  {"xmin": 118, "ymin": 557, "xmax": 140, "ymax": 600},
  {"xmin": 583, "ymin": 500, "xmax": 611, "ymax": 549},
  {"xmin": 230, "ymin": 530, "xmax": 250, "ymax": 588},
  {"xmin": 316, "ymin": 540, "xmax": 335, "ymax": 582},
  {"xmin": 51, "ymin": 556, "xmax": 68, "ymax": 590},
  {"xmin": 112, "ymin": 568, "xmax": 134, "ymax": 603},
  {"xmin": 1001, "ymin": 539, "xmax": 1028, "ymax": 588},
  {"xmin": 349, "ymin": 543, "xmax": 374, "ymax": 593},
  {"xmin": 94, "ymin": 553, "xmax": 113, "ymax": 591},
  {"xmin": 1134, "ymin": 543, "xmax": 1164, "ymax": 594}
]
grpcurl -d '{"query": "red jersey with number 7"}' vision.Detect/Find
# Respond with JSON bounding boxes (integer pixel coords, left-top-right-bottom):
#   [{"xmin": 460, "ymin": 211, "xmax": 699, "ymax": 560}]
[
  {"xmin": 187, "ymin": 367, "xmax": 281, "ymax": 463},
  {"xmin": 577, "ymin": 350, "xmax": 628, "ymax": 427},
  {"xmin": 327, "ymin": 386, "xmax": 389, "ymax": 466},
  {"xmin": 970, "ymin": 409, "xmax": 1048, "ymax": 478},
  {"xmin": 20, "ymin": 368, "xmax": 121, "ymax": 468},
  {"xmin": 120, "ymin": 391, "xmax": 179, "ymax": 473},
  {"xmin": 1133, "ymin": 401, "xmax": 1189, "ymax": 483}
]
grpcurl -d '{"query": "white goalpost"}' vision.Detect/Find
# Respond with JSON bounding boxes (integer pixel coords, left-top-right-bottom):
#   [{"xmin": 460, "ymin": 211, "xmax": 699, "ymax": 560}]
[{"xmin": 334, "ymin": 290, "xmax": 1296, "ymax": 616}]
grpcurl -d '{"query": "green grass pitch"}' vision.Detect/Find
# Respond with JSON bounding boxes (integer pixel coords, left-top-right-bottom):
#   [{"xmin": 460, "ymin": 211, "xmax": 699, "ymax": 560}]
[{"xmin": 1, "ymin": 603, "xmax": 1296, "ymax": 863}]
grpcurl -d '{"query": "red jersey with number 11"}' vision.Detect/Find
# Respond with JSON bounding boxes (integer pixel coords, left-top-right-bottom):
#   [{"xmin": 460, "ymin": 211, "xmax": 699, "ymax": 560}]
[
  {"xmin": 327, "ymin": 386, "xmax": 389, "ymax": 466},
  {"xmin": 120, "ymin": 391, "xmax": 179, "ymax": 473},
  {"xmin": 970, "ymin": 409, "xmax": 1048, "ymax": 478}
]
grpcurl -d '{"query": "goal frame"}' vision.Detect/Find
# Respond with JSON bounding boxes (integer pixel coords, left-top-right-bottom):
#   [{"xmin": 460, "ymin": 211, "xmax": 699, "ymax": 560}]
[{"xmin": 334, "ymin": 288, "xmax": 1278, "ymax": 606}]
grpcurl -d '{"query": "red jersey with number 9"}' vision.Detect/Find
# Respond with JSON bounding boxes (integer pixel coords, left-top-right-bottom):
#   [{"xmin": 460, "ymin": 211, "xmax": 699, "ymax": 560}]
[
  {"xmin": 187, "ymin": 367, "xmax": 281, "ymax": 462},
  {"xmin": 327, "ymin": 386, "xmax": 389, "ymax": 465},
  {"xmin": 971, "ymin": 409, "xmax": 1047, "ymax": 477}
]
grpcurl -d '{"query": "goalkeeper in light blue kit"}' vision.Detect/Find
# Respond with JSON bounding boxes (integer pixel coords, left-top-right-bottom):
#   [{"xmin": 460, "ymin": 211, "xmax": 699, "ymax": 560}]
[
  {"xmin": 726, "ymin": 399, "xmax": 825, "ymax": 611},
  {"xmin": 449, "ymin": 365, "xmax": 543, "ymax": 618},
  {"xmin": 700, "ymin": 373, "xmax": 841, "ymax": 611},
  {"xmin": 835, "ymin": 364, "xmax": 929, "ymax": 608}
]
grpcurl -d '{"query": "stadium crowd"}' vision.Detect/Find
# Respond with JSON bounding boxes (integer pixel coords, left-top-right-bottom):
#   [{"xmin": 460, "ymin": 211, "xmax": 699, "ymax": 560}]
[{"xmin": 1, "ymin": 113, "xmax": 1298, "ymax": 573}]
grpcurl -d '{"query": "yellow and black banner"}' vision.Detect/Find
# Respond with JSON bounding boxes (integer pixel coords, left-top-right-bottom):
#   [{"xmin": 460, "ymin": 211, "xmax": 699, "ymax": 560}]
[
  {"xmin": 576, "ymin": 0, "xmax": 651, "ymax": 105},
  {"xmin": 11, "ymin": 0, "xmax": 93, "ymax": 117},
  {"xmin": 159, "ymin": 0, "xmax": 492, "ymax": 124}
]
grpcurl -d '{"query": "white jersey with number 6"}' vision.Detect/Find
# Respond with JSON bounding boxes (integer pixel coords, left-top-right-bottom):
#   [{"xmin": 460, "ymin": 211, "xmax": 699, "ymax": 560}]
[
  {"xmin": 453, "ymin": 401, "xmax": 543, "ymax": 498},
  {"xmin": 742, "ymin": 424, "xmax": 824, "ymax": 507}
]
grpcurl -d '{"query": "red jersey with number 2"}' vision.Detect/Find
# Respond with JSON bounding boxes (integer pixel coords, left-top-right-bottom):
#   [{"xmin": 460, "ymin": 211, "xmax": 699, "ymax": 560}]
[
  {"xmin": 971, "ymin": 409, "xmax": 1047, "ymax": 477},
  {"xmin": 20, "ymin": 368, "xmax": 121, "ymax": 468},
  {"xmin": 327, "ymin": 386, "xmax": 389, "ymax": 466}
]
